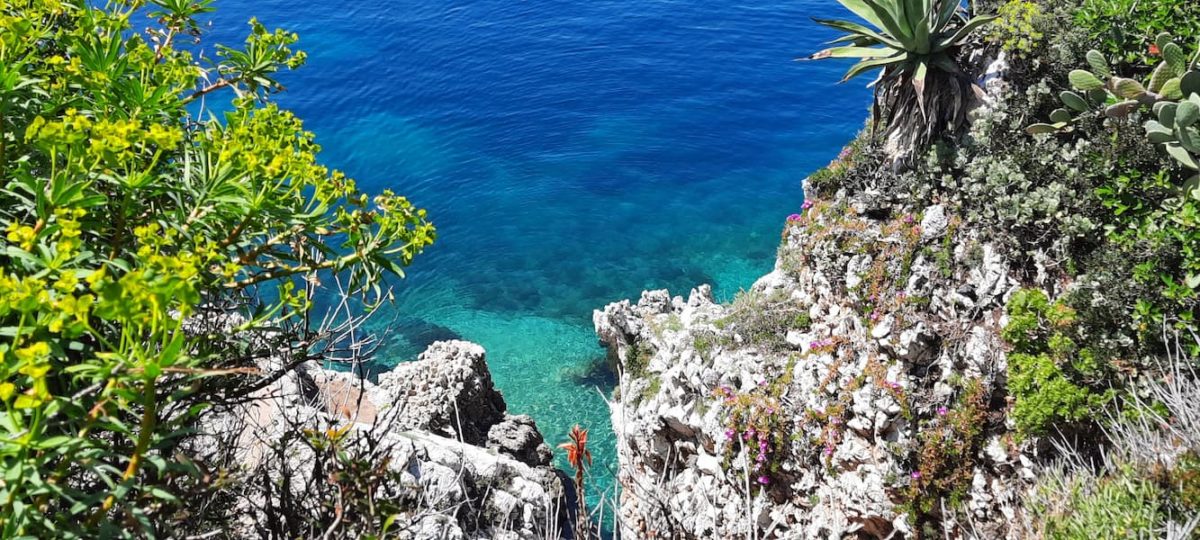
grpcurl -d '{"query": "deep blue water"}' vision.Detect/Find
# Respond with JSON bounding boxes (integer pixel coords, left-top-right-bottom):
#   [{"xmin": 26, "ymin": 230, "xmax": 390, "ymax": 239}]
[{"xmin": 206, "ymin": 0, "xmax": 868, "ymax": 500}]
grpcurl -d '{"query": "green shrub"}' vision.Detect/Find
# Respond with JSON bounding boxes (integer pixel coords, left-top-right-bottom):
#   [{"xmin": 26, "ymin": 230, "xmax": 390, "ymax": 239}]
[
  {"xmin": 1075, "ymin": 0, "xmax": 1200, "ymax": 74},
  {"xmin": 983, "ymin": 0, "xmax": 1047, "ymax": 60},
  {"xmin": 1003, "ymin": 290, "xmax": 1114, "ymax": 438},
  {"xmin": 0, "ymin": 1, "xmax": 433, "ymax": 536}
]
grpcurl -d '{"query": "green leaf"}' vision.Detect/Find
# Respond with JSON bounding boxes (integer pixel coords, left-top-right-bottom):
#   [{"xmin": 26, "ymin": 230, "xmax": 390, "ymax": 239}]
[
  {"xmin": 1049, "ymin": 108, "xmax": 1072, "ymax": 123},
  {"xmin": 1105, "ymin": 100, "xmax": 1139, "ymax": 118},
  {"xmin": 1026, "ymin": 123, "xmax": 1062, "ymax": 135},
  {"xmin": 812, "ymin": 17, "xmax": 901, "ymax": 48},
  {"xmin": 1145, "ymin": 120, "xmax": 1175, "ymax": 143},
  {"xmin": 1112, "ymin": 78, "xmax": 1146, "ymax": 99},
  {"xmin": 1166, "ymin": 143, "xmax": 1200, "ymax": 170},
  {"xmin": 1163, "ymin": 78, "xmax": 1183, "ymax": 100},
  {"xmin": 1149, "ymin": 62, "xmax": 1172, "ymax": 93},
  {"xmin": 940, "ymin": 14, "xmax": 998, "ymax": 49},
  {"xmin": 808, "ymin": 44, "xmax": 900, "ymax": 60},
  {"xmin": 1068, "ymin": 70, "xmax": 1104, "ymax": 91},
  {"xmin": 840, "ymin": 54, "xmax": 904, "ymax": 82},
  {"xmin": 1182, "ymin": 71, "xmax": 1200, "ymax": 98},
  {"xmin": 1178, "ymin": 100, "xmax": 1199, "ymax": 128},
  {"xmin": 1156, "ymin": 102, "xmax": 1179, "ymax": 127},
  {"xmin": 1059, "ymin": 91, "xmax": 1088, "ymax": 112},
  {"xmin": 1164, "ymin": 42, "xmax": 1187, "ymax": 73},
  {"xmin": 1085, "ymin": 50, "xmax": 1110, "ymax": 79}
]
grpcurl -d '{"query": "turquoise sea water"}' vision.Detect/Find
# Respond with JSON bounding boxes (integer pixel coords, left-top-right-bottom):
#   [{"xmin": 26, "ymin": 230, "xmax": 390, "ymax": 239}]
[{"xmin": 209, "ymin": 0, "xmax": 868, "ymax": 500}]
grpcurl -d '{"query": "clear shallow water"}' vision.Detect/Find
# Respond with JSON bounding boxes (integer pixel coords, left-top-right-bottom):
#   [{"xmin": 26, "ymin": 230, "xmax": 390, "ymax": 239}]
[{"xmin": 208, "ymin": 0, "xmax": 868, "ymax": 500}]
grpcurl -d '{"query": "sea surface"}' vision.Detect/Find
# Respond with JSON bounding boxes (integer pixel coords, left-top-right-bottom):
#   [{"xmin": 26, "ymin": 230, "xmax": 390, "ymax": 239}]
[{"xmin": 206, "ymin": 0, "xmax": 868, "ymax": 502}]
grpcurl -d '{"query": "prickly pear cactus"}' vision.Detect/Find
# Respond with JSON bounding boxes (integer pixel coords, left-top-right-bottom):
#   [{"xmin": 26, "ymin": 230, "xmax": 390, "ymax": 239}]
[{"xmin": 1027, "ymin": 33, "xmax": 1200, "ymax": 186}]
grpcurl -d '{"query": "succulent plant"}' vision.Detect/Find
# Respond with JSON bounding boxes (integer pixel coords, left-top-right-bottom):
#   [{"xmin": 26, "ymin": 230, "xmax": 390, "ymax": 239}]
[
  {"xmin": 805, "ymin": 0, "xmax": 997, "ymax": 158},
  {"xmin": 1028, "ymin": 34, "xmax": 1200, "ymax": 186}
]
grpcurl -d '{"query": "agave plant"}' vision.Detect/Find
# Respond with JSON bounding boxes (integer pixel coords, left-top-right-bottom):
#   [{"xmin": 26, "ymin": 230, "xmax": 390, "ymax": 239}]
[{"xmin": 806, "ymin": 0, "xmax": 997, "ymax": 157}]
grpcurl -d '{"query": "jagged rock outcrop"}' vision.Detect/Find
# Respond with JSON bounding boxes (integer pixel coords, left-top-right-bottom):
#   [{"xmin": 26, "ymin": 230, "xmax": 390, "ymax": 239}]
[
  {"xmin": 595, "ymin": 199, "xmax": 1035, "ymax": 539},
  {"xmin": 199, "ymin": 339, "xmax": 565, "ymax": 539}
]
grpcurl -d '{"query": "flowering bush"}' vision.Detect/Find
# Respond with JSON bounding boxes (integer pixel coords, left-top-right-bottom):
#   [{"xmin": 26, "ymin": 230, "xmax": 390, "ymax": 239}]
[
  {"xmin": 0, "ymin": 1, "xmax": 433, "ymax": 536},
  {"xmin": 715, "ymin": 383, "xmax": 789, "ymax": 488}
]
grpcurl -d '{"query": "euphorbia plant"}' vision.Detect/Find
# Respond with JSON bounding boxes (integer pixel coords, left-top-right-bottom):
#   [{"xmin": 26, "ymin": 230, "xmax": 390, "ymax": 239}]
[
  {"xmin": 805, "ymin": 0, "xmax": 997, "ymax": 157},
  {"xmin": 0, "ymin": 0, "xmax": 433, "ymax": 536}
]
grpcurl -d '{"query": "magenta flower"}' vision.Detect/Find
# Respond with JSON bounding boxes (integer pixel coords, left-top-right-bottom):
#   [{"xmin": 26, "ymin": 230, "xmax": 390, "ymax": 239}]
[
  {"xmin": 902, "ymin": 214, "xmax": 915, "ymax": 225},
  {"xmin": 725, "ymin": 428, "xmax": 736, "ymax": 440},
  {"xmin": 911, "ymin": 471, "xmax": 922, "ymax": 480},
  {"xmin": 758, "ymin": 475, "xmax": 771, "ymax": 485},
  {"xmin": 823, "ymin": 445, "xmax": 833, "ymax": 456},
  {"xmin": 937, "ymin": 406, "xmax": 949, "ymax": 416},
  {"xmin": 787, "ymin": 213, "xmax": 802, "ymax": 222},
  {"xmin": 801, "ymin": 199, "xmax": 815, "ymax": 210}
]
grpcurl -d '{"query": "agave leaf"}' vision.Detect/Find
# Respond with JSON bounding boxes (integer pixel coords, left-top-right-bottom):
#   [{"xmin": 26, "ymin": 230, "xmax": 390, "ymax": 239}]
[
  {"xmin": 934, "ymin": 0, "xmax": 958, "ymax": 31},
  {"xmin": 1049, "ymin": 108, "xmax": 1072, "ymax": 123},
  {"xmin": 1069, "ymin": 69, "xmax": 1105, "ymax": 91},
  {"xmin": 1166, "ymin": 142, "xmax": 1200, "ymax": 170},
  {"xmin": 1165, "ymin": 42, "xmax": 1187, "ymax": 73},
  {"xmin": 1112, "ymin": 78, "xmax": 1147, "ymax": 100},
  {"xmin": 912, "ymin": 4, "xmax": 932, "ymax": 55},
  {"xmin": 860, "ymin": 0, "xmax": 915, "ymax": 47},
  {"xmin": 834, "ymin": 0, "xmax": 890, "ymax": 32},
  {"xmin": 809, "ymin": 44, "xmax": 900, "ymax": 60},
  {"xmin": 913, "ymin": 59, "xmax": 929, "ymax": 120},
  {"xmin": 940, "ymin": 14, "xmax": 997, "ymax": 48},
  {"xmin": 1178, "ymin": 100, "xmax": 1200, "ymax": 128},
  {"xmin": 1059, "ymin": 91, "xmax": 1089, "ymax": 112},
  {"xmin": 1182, "ymin": 71, "xmax": 1200, "ymax": 98},
  {"xmin": 1105, "ymin": 100, "xmax": 1140, "ymax": 118},
  {"xmin": 841, "ymin": 54, "xmax": 905, "ymax": 82},
  {"xmin": 1085, "ymin": 50, "xmax": 1111, "ymax": 79},
  {"xmin": 814, "ymin": 18, "xmax": 901, "ymax": 49}
]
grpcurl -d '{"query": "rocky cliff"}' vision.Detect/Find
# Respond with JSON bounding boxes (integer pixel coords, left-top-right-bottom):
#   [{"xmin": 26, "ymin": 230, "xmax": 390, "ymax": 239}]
[
  {"xmin": 595, "ymin": 195, "xmax": 1038, "ymax": 538},
  {"xmin": 198, "ymin": 339, "xmax": 569, "ymax": 539}
]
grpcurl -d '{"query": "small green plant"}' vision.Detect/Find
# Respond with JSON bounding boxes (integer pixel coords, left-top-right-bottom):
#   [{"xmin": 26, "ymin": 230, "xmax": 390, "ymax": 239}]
[
  {"xmin": 1039, "ymin": 467, "xmax": 1165, "ymax": 540},
  {"xmin": 1003, "ymin": 289, "xmax": 1114, "ymax": 438}
]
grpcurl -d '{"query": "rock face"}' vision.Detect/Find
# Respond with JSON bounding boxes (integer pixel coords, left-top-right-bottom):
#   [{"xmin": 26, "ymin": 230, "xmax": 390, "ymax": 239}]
[
  {"xmin": 202, "ymin": 339, "xmax": 565, "ymax": 539},
  {"xmin": 595, "ymin": 200, "xmax": 1034, "ymax": 539}
]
